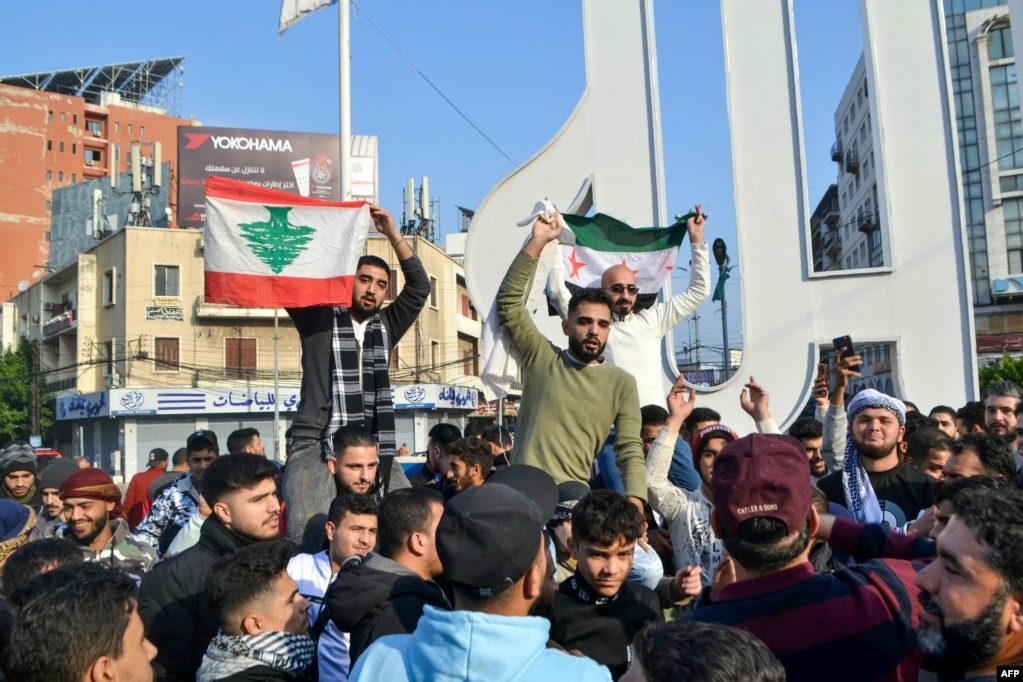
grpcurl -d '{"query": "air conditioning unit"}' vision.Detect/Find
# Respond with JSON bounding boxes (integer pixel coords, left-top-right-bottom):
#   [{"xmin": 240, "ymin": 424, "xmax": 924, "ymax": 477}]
[
  {"xmin": 105, "ymin": 372, "xmax": 121, "ymax": 389},
  {"xmin": 86, "ymin": 159, "xmax": 95, "ymax": 167},
  {"xmin": 43, "ymin": 302, "xmax": 52, "ymax": 311},
  {"xmin": 92, "ymin": 130, "xmax": 101, "ymax": 137}
]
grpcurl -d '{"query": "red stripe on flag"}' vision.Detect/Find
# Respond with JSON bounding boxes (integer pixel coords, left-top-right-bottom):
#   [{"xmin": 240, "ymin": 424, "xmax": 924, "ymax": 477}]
[
  {"xmin": 205, "ymin": 176, "xmax": 369, "ymax": 209},
  {"xmin": 205, "ymin": 271, "xmax": 354, "ymax": 308}
]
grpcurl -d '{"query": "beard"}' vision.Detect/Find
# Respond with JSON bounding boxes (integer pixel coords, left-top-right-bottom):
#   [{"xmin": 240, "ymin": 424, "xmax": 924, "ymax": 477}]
[
  {"xmin": 568, "ymin": 335, "xmax": 605, "ymax": 363},
  {"xmin": 349, "ymin": 297, "xmax": 380, "ymax": 320},
  {"xmin": 854, "ymin": 436, "xmax": 899, "ymax": 460},
  {"xmin": 917, "ymin": 589, "xmax": 1006, "ymax": 676},
  {"xmin": 809, "ymin": 456, "xmax": 827, "ymax": 476},
  {"xmin": 73, "ymin": 511, "xmax": 109, "ymax": 547}
]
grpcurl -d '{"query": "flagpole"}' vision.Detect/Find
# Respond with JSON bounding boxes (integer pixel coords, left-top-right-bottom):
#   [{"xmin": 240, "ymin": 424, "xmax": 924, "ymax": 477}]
[
  {"xmin": 274, "ymin": 308, "xmax": 281, "ymax": 461},
  {"xmin": 339, "ymin": 0, "xmax": 352, "ymax": 201}
]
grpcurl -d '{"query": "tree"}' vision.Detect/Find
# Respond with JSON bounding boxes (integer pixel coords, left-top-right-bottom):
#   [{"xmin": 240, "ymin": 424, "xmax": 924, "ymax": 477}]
[
  {"xmin": 0, "ymin": 339, "xmax": 54, "ymax": 444},
  {"xmin": 978, "ymin": 351, "xmax": 1023, "ymax": 392}
]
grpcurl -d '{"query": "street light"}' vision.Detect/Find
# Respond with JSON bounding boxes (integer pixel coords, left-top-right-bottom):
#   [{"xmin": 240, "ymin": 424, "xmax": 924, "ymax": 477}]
[{"xmin": 712, "ymin": 238, "xmax": 733, "ymax": 380}]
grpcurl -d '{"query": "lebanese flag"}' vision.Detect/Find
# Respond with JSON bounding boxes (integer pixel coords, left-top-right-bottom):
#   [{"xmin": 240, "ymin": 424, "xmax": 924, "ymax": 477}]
[
  {"xmin": 559, "ymin": 212, "xmax": 690, "ymax": 291},
  {"xmin": 204, "ymin": 176, "xmax": 371, "ymax": 308}
]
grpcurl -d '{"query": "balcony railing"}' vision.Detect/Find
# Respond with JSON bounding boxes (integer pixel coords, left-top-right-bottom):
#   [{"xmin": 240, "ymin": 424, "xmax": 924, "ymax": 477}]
[
  {"xmin": 831, "ymin": 141, "xmax": 844, "ymax": 162},
  {"xmin": 844, "ymin": 150, "xmax": 860, "ymax": 174},
  {"xmin": 195, "ymin": 367, "xmax": 302, "ymax": 384},
  {"xmin": 858, "ymin": 213, "xmax": 878, "ymax": 233}
]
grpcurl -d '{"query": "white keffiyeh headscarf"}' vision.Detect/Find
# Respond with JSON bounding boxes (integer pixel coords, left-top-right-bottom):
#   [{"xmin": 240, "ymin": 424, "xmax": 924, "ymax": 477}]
[{"xmin": 842, "ymin": 389, "xmax": 906, "ymax": 523}]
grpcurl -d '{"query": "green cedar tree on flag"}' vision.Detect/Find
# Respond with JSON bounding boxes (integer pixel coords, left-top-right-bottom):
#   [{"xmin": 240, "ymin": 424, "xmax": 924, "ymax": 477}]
[
  {"xmin": 204, "ymin": 176, "xmax": 371, "ymax": 308},
  {"xmin": 558, "ymin": 212, "xmax": 692, "ymax": 292}
]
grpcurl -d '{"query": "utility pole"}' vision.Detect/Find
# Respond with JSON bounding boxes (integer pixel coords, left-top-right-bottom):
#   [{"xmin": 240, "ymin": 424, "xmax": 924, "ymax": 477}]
[
  {"xmin": 712, "ymin": 238, "xmax": 732, "ymax": 381},
  {"xmin": 29, "ymin": 340, "xmax": 40, "ymax": 437}
]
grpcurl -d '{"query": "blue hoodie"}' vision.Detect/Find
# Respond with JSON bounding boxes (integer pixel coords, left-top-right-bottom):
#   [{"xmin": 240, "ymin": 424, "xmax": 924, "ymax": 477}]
[{"xmin": 350, "ymin": 605, "xmax": 611, "ymax": 682}]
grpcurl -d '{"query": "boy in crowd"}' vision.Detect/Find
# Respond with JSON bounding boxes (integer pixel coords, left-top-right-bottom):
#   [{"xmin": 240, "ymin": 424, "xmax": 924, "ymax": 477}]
[
  {"xmin": 550, "ymin": 490, "xmax": 698, "ymax": 680},
  {"xmin": 200, "ymin": 539, "xmax": 315, "ymax": 681}
]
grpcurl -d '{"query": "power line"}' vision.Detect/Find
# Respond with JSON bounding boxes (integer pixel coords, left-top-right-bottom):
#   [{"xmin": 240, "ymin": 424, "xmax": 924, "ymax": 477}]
[{"xmin": 350, "ymin": 1, "xmax": 516, "ymax": 166}]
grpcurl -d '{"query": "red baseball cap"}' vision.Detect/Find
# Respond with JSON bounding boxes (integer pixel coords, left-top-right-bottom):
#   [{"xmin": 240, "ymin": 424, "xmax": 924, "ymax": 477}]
[
  {"xmin": 691, "ymin": 424, "xmax": 739, "ymax": 470},
  {"xmin": 710, "ymin": 433, "xmax": 812, "ymax": 537}
]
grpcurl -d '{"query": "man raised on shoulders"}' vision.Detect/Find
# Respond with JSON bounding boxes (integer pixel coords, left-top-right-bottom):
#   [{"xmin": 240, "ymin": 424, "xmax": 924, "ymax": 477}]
[
  {"xmin": 285, "ymin": 206, "xmax": 428, "ymax": 550},
  {"xmin": 497, "ymin": 213, "xmax": 646, "ymax": 514}
]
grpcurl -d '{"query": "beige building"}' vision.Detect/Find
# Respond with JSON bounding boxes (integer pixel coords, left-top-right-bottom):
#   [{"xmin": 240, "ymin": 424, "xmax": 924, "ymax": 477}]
[{"xmin": 10, "ymin": 227, "xmax": 481, "ymax": 475}]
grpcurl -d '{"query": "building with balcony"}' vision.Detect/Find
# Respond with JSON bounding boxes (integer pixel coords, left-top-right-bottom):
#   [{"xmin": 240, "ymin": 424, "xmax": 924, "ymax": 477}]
[
  {"xmin": 810, "ymin": 184, "xmax": 840, "ymax": 272},
  {"xmin": 9, "ymin": 217, "xmax": 482, "ymax": 476},
  {"xmin": 832, "ymin": 55, "xmax": 884, "ymax": 273},
  {"xmin": 0, "ymin": 58, "xmax": 198, "ymax": 298}
]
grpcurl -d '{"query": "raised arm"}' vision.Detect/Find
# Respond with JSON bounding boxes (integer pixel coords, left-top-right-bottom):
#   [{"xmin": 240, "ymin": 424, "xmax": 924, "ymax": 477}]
[
  {"xmin": 647, "ymin": 375, "xmax": 695, "ymax": 520},
  {"xmin": 496, "ymin": 216, "xmax": 563, "ymax": 364},
  {"xmin": 652, "ymin": 205, "xmax": 712, "ymax": 333},
  {"xmin": 739, "ymin": 375, "xmax": 780, "ymax": 434},
  {"xmin": 823, "ymin": 347, "xmax": 861, "ymax": 469},
  {"xmin": 373, "ymin": 206, "xmax": 430, "ymax": 341}
]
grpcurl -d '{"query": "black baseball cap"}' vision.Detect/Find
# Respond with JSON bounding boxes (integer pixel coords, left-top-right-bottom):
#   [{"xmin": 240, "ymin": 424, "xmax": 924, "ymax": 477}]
[
  {"xmin": 146, "ymin": 448, "xmax": 170, "ymax": 466},
  {"xmin": 437, "ymin": 483, "xmax": 547, "ymax": 598},
  {"xmin": 186, "ymin": 429, "xmax": 219, "ymax": 453}
]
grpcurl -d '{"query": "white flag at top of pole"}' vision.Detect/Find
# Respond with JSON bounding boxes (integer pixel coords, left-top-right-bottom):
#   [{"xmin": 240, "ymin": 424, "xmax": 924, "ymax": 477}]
[
  {"xmin": 279, "ymin": 0, "xmax": 337, "ymax": 34},
  {"xmin": 203, "ymin": 176, "xmax": 371, "ymax": 308}
]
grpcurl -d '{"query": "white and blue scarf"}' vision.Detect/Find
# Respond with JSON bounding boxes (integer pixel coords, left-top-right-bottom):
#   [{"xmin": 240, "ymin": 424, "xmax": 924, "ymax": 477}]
[
  {"xmin": 197, "ymin": 630, "xmax": 315, "ymax": 681},
  {"xmin": 842, "ymin": 389, "xmax": 906, "ymax": 523}
]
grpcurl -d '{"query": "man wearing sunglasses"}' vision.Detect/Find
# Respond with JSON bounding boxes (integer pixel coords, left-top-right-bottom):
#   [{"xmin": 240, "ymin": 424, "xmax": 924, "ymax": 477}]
[
  {"xmin": 600, "ymin": 205, "xmax": 710, "ymax": 409},
  {"xmin": 588, "ymin": 207, "xmax": 711, "ymax": 499}
]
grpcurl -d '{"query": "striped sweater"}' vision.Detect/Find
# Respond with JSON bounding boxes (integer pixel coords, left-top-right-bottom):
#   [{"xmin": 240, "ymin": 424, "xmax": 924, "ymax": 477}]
[{"xmin": 687, "ymin": 518, "xmax": 934, "ymax": 682}]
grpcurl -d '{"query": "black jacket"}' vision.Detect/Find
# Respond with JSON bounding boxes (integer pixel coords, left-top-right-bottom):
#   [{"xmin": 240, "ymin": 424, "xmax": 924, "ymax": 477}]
[
  {"xmin": 325, "ymin": 552, "xmax": 450, "ymax": 665},
  {"xmin": 137, "ymin": 516, "xmax": 258, "ymax": 681},
  {"xmin": 286, "ymin": 254, "xmax": 430, "ymax": 441}
]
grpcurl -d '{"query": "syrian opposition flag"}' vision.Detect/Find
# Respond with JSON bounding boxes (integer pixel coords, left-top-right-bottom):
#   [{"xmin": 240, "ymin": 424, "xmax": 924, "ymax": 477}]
[
  {"xmin": 204, "ymin": 176, "xmax": 371, "ymax": 308},
  {"xmin": 558, "ymin": 212, "xmax": 691, "ymax": 291},
  {"xmin": 279, "ymin": 0, "xmax": 336, "ymax": 34}
]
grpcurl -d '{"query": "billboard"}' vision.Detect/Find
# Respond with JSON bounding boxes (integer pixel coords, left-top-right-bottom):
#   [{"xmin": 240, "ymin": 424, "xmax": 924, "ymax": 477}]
[{"xmin": 177, "ymin": 126, "xmax": 377, "ymax": 227}]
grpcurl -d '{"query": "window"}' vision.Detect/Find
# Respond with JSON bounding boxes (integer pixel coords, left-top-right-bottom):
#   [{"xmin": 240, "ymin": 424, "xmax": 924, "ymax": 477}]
[
  {"xmin": 72, "ymin": 114, "xmax": 77, "ymax": 124},
  {"xmin": 47, "ymin": 110, "xmax": 53, "ymax": 122},
  {"xmin": 85, "ymin": 149, "xmax": 102, "ymax": 164},
  {"xmin": 86, "ymin": 120, "xmax": 102, "ymax": 135},
  {"xmin": 71, "ymin": 174, "xmax": 76, "ymax": 184},
  {"xmin": 103, "ymin": 268, "xmax": 116, "ymax": 306},
  {"xmin": 431, "ymin": 340, "xmax": 440, "ymax": 369},
  {"xmin": 45, "ymin": 200, "xmax": 51, "ymax": 212},
  {"xmin": 989, "ymin": 64, "xmax": 1023, "ymax": 170},
  {"xmin": 72, "ymin": 144, "xmax": 76, "ymax": 155},
  {"xmin": 869, "ymin": 229, "xmax": 883, "ymax": 267},
  {"xmin": 60, "ymin": 112, "xmax": 65, "ymax": 123},
  {"xmin": 458, "ymin": 334, "xmax": 478, "ymax": 375},
  {"xmin": 429, "ymin": 276, "xmax": 438, "ymax": 309},
  {"xmin": 225, "ymin": 338, "xmax": 257, "ymax": 379},
  {"xmin": 140, "ymin": 126, "xmax": 145, "ymax": 138},
  {"xmin": 59, "ymin": 141, "xmax": 64, "ymax": 152},
  {"xmin": 155, "ymin": 338, "xmax": 179, "ymax": 372},
  {"xmin": 988, "ymin": 25, "xmax": 1015, "ymax": 61},
  {"xmin": 58, "ymin": 172, "xmax": 63, "ymax": 183},
  {"xmin": 46, "ymin": 140, "xmax": 52, "ymax": 151},
  {"xmin": 46, "ymin": 170, "xmax": 51, "ymax": 182},
  {"xmin": 128, "ymin": 124, "xmax": 132, "ymax": 135},
  {"xmin": 114, "ymin": 122, "xmax": 119, "ymax": 133},
  {"xmin": 154, "ymin": 264, "xmax": 180, "ymax": 297},
  {"xmin": 386, "ymin": 276, "xmax": 397, "ymax": 302},
  {"xmin": 104, "ymin": 340, "xmax": 114, "ymax": 376}
]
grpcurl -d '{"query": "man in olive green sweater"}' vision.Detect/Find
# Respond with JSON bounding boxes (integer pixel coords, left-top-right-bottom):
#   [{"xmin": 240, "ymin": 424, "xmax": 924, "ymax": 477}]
[{"xmin": 497, "ymin": 214, "xmax": 647, "ymax": 512}]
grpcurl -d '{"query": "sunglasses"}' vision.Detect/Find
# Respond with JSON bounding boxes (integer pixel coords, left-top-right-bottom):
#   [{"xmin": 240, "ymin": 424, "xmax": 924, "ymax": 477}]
[{"xmin": 607, "ymin": 284, "xmax": 640, "ymax": 295}]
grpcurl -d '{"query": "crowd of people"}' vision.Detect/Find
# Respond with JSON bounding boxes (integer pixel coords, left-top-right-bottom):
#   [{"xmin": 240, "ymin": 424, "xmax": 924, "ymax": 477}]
[{"xmin": 0, "ymin": 205, "xmax": 1020, "ymax": 681}]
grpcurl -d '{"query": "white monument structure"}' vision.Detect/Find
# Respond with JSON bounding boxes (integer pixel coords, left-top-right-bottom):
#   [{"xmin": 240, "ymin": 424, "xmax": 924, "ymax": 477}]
[{"xmin": 466, "ymin": 0, "xmax": 977, "ymax": 428}]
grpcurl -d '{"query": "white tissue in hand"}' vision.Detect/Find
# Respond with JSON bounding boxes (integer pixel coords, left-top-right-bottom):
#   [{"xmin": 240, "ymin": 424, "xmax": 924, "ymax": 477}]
[{"xmin": 516, "ymin": 199, "xmax": 558, "ymax": 227}]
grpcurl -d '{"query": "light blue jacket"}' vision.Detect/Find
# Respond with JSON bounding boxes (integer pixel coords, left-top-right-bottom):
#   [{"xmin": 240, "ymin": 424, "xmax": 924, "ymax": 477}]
[{"xmin": 350, "ymin": 605, "xmax": 611, "ymax": 682}]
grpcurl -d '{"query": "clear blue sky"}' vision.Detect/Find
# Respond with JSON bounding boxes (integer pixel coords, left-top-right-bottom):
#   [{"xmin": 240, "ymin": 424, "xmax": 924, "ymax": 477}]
[{"xmin": 0, "ymin": 0, "xmax": 863, "ymax": 361}]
